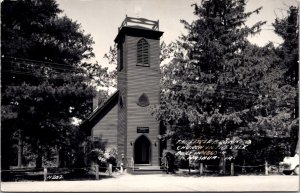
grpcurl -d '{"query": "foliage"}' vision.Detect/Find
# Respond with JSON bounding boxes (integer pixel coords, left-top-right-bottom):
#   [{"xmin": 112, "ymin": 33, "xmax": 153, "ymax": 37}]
[
  {"xmin": 153, "ymin": 0, "xmax": 266, "ymax": 140},
  {"xmin": 152, "ymin": 0, "xmax": 298, "ymax": 169},
  {"xmin": 103, "ymin": 44, "xmax": 118, "ymax": 88},
  {"xmin": 1, "ymin": 0, "xmax": 110, "ymax": 168},
  {"xmin": 273, "ymin": 6, "xmax": 299, "ymax": 86},
  {"xmin": 88, "ymin": 140, "xmax": 118, "ymax": 172}
]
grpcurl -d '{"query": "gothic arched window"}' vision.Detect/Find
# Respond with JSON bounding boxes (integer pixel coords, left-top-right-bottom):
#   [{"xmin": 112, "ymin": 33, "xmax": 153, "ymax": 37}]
[{"xmin": 137, "ymin": 38, "xmax": 149, "ymax": 66}]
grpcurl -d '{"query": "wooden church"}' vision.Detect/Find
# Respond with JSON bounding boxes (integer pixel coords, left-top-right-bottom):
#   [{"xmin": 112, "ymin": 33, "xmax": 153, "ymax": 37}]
[{"xmin": 82, "ymin": 16, "xmax": 167, "ymax": 169}]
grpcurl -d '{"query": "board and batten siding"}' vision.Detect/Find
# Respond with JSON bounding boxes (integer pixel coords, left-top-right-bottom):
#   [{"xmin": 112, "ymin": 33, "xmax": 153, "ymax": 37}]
[{"xmin": 92, "ymin": 105, "xmax": 118, "ymax": 148}]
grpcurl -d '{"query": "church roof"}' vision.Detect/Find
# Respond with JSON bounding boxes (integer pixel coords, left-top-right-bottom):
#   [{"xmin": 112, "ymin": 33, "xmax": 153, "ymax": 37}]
[{"xmin": 81, "ymin": 90, "xmax": 119, "ymax": 135}]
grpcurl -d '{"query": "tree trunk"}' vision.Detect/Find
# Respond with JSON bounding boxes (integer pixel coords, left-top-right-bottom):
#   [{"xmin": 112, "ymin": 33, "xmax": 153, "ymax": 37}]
[
  {"xmin": 36, "ymin": 150, "xmax": 43, "ymax": 168},
  {"xmin": 219, "ymin": 153, "xmax": 226, "ymax": 175},
  {"xmin": 58, "ymin": 146, "xmax": 65, "ymax": 168},
  {"xmin": 36, "ymin": 141, "xmax": 43, "ymax": 168}
]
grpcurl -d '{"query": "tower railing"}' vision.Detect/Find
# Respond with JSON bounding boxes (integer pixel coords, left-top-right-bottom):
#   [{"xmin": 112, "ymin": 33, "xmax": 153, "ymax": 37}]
[{"xmin": 119, "ymin": 15, "xmax": 159, "ymax": 31}]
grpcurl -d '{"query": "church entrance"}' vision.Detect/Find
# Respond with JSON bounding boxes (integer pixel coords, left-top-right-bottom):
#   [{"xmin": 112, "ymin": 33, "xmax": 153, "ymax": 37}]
[{"xmin": 134, "ymin": 135, "xmax": 151, "ymax": 164}]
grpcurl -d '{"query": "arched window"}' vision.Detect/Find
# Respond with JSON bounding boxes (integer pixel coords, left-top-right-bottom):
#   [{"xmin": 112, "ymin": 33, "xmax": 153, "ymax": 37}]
[{"xmin": 137, "ymin": 39, "xmax": 149, "ymax": 66}]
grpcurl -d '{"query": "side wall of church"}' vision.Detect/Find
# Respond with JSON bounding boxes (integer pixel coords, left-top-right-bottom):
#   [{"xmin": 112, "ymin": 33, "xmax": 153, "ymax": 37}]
[{"xmin": 92, "ymin": 105, "xmax": 118, "ymax": 148}]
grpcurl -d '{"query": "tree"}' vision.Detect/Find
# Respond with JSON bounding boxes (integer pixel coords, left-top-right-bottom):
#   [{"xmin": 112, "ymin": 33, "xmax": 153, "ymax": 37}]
[
  {"xmin": 270, "ymin": 5, "xmax": 299, "ymax": 155},
  {"xmin": 241, "ymin": 6, "xmax": 299, "ymax": 165},
  {"xmin": 152, "ymin": 0, "xmax": 273, "ymax": 173},
  {"xmin": 103, "ymin": 44, "xmax": 118, "ymax": 88},
  {"xmin": 155, "ymin": 0, "xmax": 265, "ymax": 140},
  {"xmin": 273, "ymin": 6, "xmax": 299, "ymax": 86},
  {"xmin": 1, "ymin": 0, "xmax": 109, "ymax": 169},
  {"xmin": 153, "ymin": 1, "xmax": 299, "ymax": 174},
  {"xmin": 233, "ymin": 42, "xmax": 297, "ymax": 166}
]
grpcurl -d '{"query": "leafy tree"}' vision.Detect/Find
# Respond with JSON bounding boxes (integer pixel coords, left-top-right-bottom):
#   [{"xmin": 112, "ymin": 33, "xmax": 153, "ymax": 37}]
[{"xmin": 1, "ymin": 0, "xmax": 109, "ymax": 169}]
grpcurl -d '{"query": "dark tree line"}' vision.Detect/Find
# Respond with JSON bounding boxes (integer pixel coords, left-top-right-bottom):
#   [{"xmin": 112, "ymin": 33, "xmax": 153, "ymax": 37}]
[
  {"xmin": 1, "ymin": 0, "xmax": 111, "ymax": 169},
  {"xmin": 152, "ymin": 0, "xmax": 298, "ymax": 171}
]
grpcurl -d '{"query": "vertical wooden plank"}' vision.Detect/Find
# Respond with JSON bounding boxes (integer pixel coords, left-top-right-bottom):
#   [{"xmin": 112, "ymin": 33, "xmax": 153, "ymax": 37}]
[
  {"xmin": 200, "ymin": 162, "xmax": 203, "ymax": 175},
  {"xmin": 95, "ymin": 165, "xmax": 99, "ymax": 180},
  {"xmin": 108, "ymin": 164, "xmax": 112, "ymax": 176},
  {"xmin": 43, "ymin": 167, "xmax": 47, "ymax": 181},
  {"xmin": 265, "ymin": 161, "xmax": 268, "ymax": 175}
]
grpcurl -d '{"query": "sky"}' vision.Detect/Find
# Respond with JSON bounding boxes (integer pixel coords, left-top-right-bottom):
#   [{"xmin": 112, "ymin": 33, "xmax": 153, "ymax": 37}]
[{"xmin": 56, "ymin": 0, "xmax": 299, "ymax": 71}]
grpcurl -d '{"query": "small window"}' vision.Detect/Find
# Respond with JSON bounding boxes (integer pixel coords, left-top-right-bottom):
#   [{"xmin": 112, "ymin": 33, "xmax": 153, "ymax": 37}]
[
  {"xmin": 118, "ymin": 43, "xmax": 124, "ymax": 71},
  {"xmin": 137, "ymin": 93, "xmax": 150, "ymax": 107},
  {"xmin": 137, "ymin": 39, "xmax": 149, "ymax": 66}
]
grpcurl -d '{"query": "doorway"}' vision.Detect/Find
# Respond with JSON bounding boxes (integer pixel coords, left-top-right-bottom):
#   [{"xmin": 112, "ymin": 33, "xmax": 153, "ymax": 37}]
[{"xmin": 134, "ymin": 135, "xmax": 151, "ymax": 164}]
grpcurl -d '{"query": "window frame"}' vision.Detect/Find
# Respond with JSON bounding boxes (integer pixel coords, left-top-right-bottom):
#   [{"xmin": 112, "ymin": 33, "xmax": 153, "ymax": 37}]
[{"xmin": 136, "ymin": 38, "xmax": 150, "ymax": 67}]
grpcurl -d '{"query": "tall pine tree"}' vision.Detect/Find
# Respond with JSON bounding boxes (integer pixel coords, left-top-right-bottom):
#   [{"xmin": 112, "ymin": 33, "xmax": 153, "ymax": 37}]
[
  {"xmin": 152, "ymin": 0, "xmax": 267, "ymax": 173},
  {"xmin": 1, "ymin": 0, "xmax": 110, "ymax": 168}
]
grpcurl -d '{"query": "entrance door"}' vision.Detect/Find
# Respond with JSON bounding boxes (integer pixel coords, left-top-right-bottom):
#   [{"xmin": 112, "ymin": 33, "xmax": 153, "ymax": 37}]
[{"xmin": 134, "ymin": 135, "xmax": 151, "ymax": 164}]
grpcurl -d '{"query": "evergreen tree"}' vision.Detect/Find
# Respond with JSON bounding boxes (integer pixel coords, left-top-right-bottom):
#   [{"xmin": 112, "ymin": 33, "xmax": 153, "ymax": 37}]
[
  {"xmin": 155, "ymin": 0, "xmax": 265, "ymax": 140},
  {"xmin": 152, "ymin": 0, "xmax": 270, "ymax": 173},
  {"xmin": 272, "ymin": 6, "xmax": 299, "ymax": 155},
  {"xmin": 273, "ymin": 6, "xmax": 299, "ymax": 86},
  {"xmin": 1, "ymin": 0, "xmax": 110, "ymax": 168},
  {"xmin": 153, "ymin": 1, "xmax": 299, "ymax": 172}
]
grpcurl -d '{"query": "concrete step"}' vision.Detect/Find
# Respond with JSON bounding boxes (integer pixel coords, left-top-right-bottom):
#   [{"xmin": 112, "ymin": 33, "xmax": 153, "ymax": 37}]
[{"xmin": 127, "ymin": 166, "xmax": 167, "ymax": 175}]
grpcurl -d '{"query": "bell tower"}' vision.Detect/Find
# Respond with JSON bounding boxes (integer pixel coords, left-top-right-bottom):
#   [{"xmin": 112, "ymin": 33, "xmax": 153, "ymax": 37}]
[{"xmin": 114, "ymin": 16, "xmax": 163, "ymax": 166}]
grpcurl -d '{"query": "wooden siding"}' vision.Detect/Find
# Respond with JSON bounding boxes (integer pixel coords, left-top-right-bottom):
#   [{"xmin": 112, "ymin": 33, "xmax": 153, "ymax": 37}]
[
  {"xmin": 124, "ymin": 35, "xmax": 161, "ymax": 166},
  {"xmin": 92, "ymin": 105, "xmax": 118, "ymax": 148}
]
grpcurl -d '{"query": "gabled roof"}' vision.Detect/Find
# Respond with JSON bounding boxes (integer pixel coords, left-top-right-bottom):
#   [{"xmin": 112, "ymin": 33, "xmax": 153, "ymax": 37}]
[{"xmin": 81, "ymin": 90, "xmax": 119, "ymax": 135}]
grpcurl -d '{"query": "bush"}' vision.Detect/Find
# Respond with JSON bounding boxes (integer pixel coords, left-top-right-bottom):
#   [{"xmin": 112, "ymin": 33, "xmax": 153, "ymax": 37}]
[{"xmin": 89, "ymin": 146, "xmax": 118, "ymax": 172}]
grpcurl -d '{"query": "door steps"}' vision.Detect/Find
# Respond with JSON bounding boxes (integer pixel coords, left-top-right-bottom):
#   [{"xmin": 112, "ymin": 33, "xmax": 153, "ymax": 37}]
[{"xmin": 127, "ymin": 165, "xmax": 167, "ymax": 175}]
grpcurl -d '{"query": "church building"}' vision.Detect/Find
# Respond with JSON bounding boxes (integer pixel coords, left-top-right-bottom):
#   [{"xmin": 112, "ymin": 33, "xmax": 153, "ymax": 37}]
[{"xmin": 82, "ymin": 16, "xmax": 166, "ymax": 168}]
